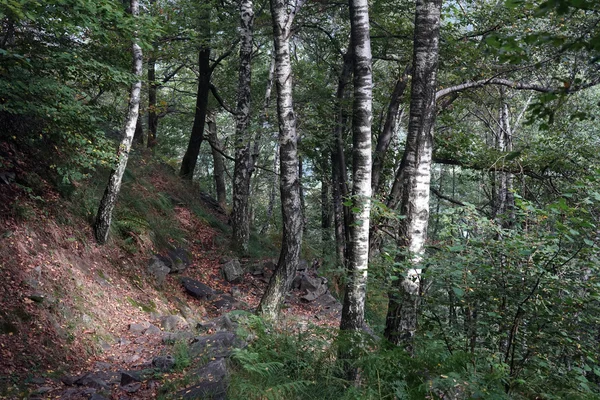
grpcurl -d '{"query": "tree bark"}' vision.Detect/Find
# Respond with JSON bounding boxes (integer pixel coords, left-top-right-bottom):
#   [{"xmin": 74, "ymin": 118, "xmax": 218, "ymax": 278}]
[
  {"xmin": 257, "ymin": 0, "xmax": 304, "ymax": 320},
  {"xmin": 331, "ymin": 47, "xmax": 353, "ymax": 267},
  {"xmin": 260, "ymin": 142, "xmax": 279, "ymax": 235},
  {"xmin": 94, "ymin": 0, "xmax": 143, "ymax": 244},
  {"xmin": 371, "ymin": 64, "xmax": 410, "ymax": 196},
  {"xmin": 207, "ymin": 110, "xmax": 227, "ymax": 209},
  {"xmin": 180, "ymin": 8, "xmax": 211, "ymax": 180},
  {"xmin": 384, "ymin": 0, "xmax": 442, "ymax": 346},
  {"xmin": 147, "ymin": 55, "xmax": 158, "ymax": 149},
  {"xmin": 340, "ymin": 0, "xmax": 373, "ymax": 337},
  {"xmin": 231, "ymin": 0, "xmax": 255, "ymax": 252}
]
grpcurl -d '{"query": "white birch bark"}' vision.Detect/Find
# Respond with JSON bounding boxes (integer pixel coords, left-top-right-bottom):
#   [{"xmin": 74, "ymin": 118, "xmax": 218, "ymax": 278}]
[
  {"xmin": 93, "ymin": 0, "xmax": 142, "ymax": 244},
  {"xmin": 231, "ymin": 0, "xmax": 255, "ymax": 252},
  {"xmin": 257, "ymin": 0, "xmax": 304, "ymax": 319},
  {"xmin": 384, "ymin": 0, "xmax": 442, "ymax": 345},
  {"xmin": 340, "ymin": 0, "xmax": 373, "ymax": 334}
]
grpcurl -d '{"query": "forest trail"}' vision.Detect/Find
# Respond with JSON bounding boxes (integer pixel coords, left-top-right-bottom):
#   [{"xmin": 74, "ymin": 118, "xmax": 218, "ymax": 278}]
[{"xmin": 0, "ymin": 155, "xmax": 341, "ymax": 399}]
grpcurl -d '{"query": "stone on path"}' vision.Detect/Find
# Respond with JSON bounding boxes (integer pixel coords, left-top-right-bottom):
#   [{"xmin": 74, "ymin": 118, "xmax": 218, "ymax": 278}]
[{"xmin": 181, "ymin": 277, "xmax": 215, "ymax": 300}]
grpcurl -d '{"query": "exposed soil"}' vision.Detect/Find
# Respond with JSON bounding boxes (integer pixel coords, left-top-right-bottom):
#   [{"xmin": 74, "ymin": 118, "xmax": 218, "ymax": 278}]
[{"xmin": 0, "ymin": 153, "xmax": 341, "ymax": 399}]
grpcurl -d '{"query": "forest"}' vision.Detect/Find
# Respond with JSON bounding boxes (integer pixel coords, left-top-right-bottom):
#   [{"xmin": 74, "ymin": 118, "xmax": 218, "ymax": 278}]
[{"xmin": 1, "ymin": 0, "xmax": 600, "ymax": 398}]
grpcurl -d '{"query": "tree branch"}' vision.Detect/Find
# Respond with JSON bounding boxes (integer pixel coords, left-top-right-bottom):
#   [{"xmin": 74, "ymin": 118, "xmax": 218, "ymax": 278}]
[{"xmin": 209, "ymin": 84, "xmax": 237, "ymax": 115}]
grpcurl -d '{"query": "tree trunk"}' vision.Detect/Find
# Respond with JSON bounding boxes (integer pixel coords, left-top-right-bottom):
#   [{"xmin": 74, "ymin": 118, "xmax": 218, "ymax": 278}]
[
  {"xmin": 94, "ymin": 0, "xmax": 143, "ymax": 244},
  {"xmin": 340, "ymin": 0, "xmax": 373, "ymax": 338},
  {"xmin": 257, "ymin": 0, "xmax": 304, "ymax": 320},
  {"xmin": 331, "ymin": 47, "xmax": 353, "ymax": 268},
  {"xmin": 207, "ymin": 110, "xmax": 227, "ymax": 209},
  {"xmin": 384, "ymin": 0, "xmax": 442, "ymax": 346},
  {"xmin": 147, "ymin": 55, "xmax": 158, "ymax": 149},
  {"xmin": 133, "ymin": 113, "xmax": 144, "ymax": 145},
  {"xmin": 371, "ymin": 64, "xmax": 410, "ymax": 196},
  {"xmin": 321, "ymin": 159, "xmax": 332, "ymax": 253},
  {"xmin": 231, "ymin": 0, "xmax": 255, "ymax": 252},
  {"xmin": 180, "ymin": 9, "xmax": 211, "ymax": 180},
  {"xmin": 260, "ymin": 142, "xmax": 279, "ymax": 235}
]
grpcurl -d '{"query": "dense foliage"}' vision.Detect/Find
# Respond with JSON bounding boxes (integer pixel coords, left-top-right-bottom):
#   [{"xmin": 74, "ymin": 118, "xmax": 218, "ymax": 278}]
[{"xmin": 2, "ymin": 0, "xmax": 600, "ymax": 397}]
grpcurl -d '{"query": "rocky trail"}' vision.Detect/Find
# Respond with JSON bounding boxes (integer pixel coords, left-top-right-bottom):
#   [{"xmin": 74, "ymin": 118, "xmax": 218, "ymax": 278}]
[
  {"xmin": 24, "ymin": 257, "xmax": 342, "ymax": 400},
  {"xmin": 0, "ymin": 160, "xmax": 344, "ymax": 400}
]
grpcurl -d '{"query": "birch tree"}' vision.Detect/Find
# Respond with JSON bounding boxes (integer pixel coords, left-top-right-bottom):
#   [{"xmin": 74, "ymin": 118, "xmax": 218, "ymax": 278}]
[
  {"xmin": 339, "ymin": 0, "xmax": 373, "ymax": 335},
  {"xmin": 257, "ymin": 0, "xmax": 304, "ymax": 319},
  {"xmin": 231, "ymin": 0, "xmax": 255, "ymax": 252},
  {"xmin": 384, "ymin": 0, "xmax": 442, "ymax": 345},
  {"xmin": 93, "ymin": 0, "xmax": 143, "ymax": 244}
]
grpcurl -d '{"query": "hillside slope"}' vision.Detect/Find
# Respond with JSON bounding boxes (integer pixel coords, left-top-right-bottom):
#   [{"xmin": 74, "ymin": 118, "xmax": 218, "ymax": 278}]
[{"xmin": 0, "ymin": 148, "xmax": 341, "ymax": 399}]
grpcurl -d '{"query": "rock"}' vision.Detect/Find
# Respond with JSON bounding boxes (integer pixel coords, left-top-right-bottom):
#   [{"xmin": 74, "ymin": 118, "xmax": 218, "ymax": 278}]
[
  {"xmin": 190, "ymin": 331, "xmax": 243, "ymax": 359},
  {"xmin": 152, "ymin": 355, "xmax": 175, "ymax": 371},
  {"xmin": 211, "ymin": 295, "xmax": 237, "ymax": 311},
  {"xmin": 167, "ymin": 248, "xmax": 191, "ymax": 274},
  {"xmin": 94, "ymin": 362, "xmax": 113, "ymax": 371},
  {"xmin": 90, "ymin": 394, "xmax": 108, "ymax": 400},
  {"xmin": 221, "ymin": 259, "xmax": 243, "ymax": 283},
  {"xmin": 231, "ymin": 287, "xmax": 242, "ymax": 298},
  {"xmin": 301, "ymin": 283, "xmax": 328, "ymax": 302},
  {"xmin": 299, "ymin": 275, "xmax": 323, "ymax": 292},
  {"xmin": 177, "ymin": 380, "xmax": 227, "ymax": 400},
  {"xmin": 265, "ymin": 260, "xmax": 277, "ymax": 270},
  {"xmin": 28, "ymin": 293, "xmax": 46, "ymax": 303},
  {"xmin": 120, "ymin": 371, "xmax": 141, "ymax": 386},
  {"xmin": 181, "ymin": 277, "xmax": 215, "ymax": 300},
  {"xmin": 60, "ymin": 375, "xmax": 79, "ymax": 386},
  {"xmin": 197, "ymin": 315, "xmax": 237, "ymax": 333},
  {"xmin": 163, "ymin": 331, "xmax": 195, "ymax": 344},
  {"xmin": 194, "ymin": 358, "xmax": 228, "ymax": 381},
  {"xmin": 29, "ymin": 377, "xmax": 46, "ymax": 385},
  {"xmin": 297, "ymin": 259, "xmax": 309, "ymax": 271},
  {"xmin": 292, "ymin": 275, "xmax": 302, "ymax": 289},
  {"xmin": 129, "ymin": 322, "xmax": 150, "ymax": 334},
  {"xmin": 33, "ymin": 386, "xmax": 52, "ymax": 394},
  {"xmin": 121, "ymin": 382, "xmax": 141, "ymax": 393},
  {"xmin": 160, "ymin": 315, "xmax": 188, "ymax": 332},
  {"xmin": 144, "ymin": 324, "xmax": 162, "ymax": 335},
  {"xmin": 146, "ymin": 256, "xmax": 170, "ymax": 286}
]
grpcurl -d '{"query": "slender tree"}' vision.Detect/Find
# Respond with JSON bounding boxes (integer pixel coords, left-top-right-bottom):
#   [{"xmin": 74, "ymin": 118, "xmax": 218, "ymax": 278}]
[
  {"xmin": 179, "ymin": 5, "xmax": 212, "ymax": 180},
  {"xmin": 339, "ymin": 0, "xmax": 373, "ymax": 341},
  {"xmin": 206, "ymin": 109, "xmax": 227, "ymax": 209},
  {"xmin": 257, "ymin": 0, "xmax": 305, "ymax": 319},
  {"xmin": 94, "ymin": 0, "xmax": 143, "ymax": 244},
  {"xmin": 231, "ymin": 0, "xmax": 255, "ymax": 252},
  {"xmin": 384, "ymin": 0, "xmax": 442, "ymax": 345}
]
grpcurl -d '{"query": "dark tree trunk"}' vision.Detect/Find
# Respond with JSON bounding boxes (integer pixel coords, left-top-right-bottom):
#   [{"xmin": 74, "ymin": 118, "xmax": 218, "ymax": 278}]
[
  {"xmin": 147, "ymin": 55, "xmax": 158, "ymax": 149},
  {"xmin": 331, "ymin": 48, "xmax": 353, "ymax": 268},
  {"xmin": 231, "ymin": 0, "xmax": 255, "ymax": 252},
  {"xmin": 257, "ymin": 0, "xmax": 304, "ymax": 320},
  {"xmin": 207, "ymin": 110, "xmax": 227, "ymax": 209},
  {"xmin": 180, "ymin": 10, "xmax": 211, "ymax": 180},
  {"xmin": 134, "ymin": 113, "xmax": 144, "ymax": 145},
  {"xmin": 94, "ymin": 0, "xmax": 143, "ymax": 244},
  {"xmin": 384, "ymin": 0, "xmax": 442, "ymax": 346},
  {"xmin": 371, "ymin": 64, "xmax": 411, "ymax": 196}
]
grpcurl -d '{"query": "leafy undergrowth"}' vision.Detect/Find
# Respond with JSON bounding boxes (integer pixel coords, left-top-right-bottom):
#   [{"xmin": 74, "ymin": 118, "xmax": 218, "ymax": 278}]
[{"xmin": 0, "ymin": 148, "xmax": 340, "ymax": 399}]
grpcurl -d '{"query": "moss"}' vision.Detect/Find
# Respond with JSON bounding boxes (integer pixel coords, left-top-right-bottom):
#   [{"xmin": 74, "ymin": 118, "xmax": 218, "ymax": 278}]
[{"xmin": 127, "ymin": 296, "xmax": 157, "ymax": 313}]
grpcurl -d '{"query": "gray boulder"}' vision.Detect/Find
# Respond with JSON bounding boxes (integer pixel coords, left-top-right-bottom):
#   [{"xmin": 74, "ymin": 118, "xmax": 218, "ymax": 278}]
[
  {"xmin": 181, "ymin": 277, "xmax": 215, "ymax": 300},
  {"xmin": 190, "ymin": 331, "xmax": 243, "ymax": 359},
  {"xmin": 152, "ymin": 355, "xmax": 175, "ymax": 371},
  {"xmin": 160, "ymin": 315, "xmax": 189, "ymax": 332},
  {"xmin": 167, "ymin": 248, "xmax": 191, "ymax": 274},
  {"xmin": 146, "ymin": 256, "xmax": 170, "ymax": 286},
  {"xmin": 221, "ymin": 259, "xmax": 243, "ymax": 283}
]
